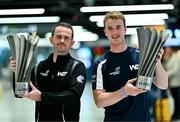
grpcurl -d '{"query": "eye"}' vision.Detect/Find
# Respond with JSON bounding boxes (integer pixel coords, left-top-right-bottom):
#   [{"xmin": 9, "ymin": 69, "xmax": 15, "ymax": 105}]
[
  {"xmin": 107, "ymin": 27, "xmax": 113, "ymax": 31},
  {"xmin": 56, "ymin": 36, "xmax": 62, "ymax": 40},
  {"xmin": 64, "ymin": 36, "xmax": 71, "ymax": 40},
  {"xmin": 116, "ymin": 25, "xmax": 121, "ymax": 30}
]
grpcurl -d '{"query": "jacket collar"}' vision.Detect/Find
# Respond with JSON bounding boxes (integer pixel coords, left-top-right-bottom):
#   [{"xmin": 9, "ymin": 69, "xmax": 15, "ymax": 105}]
[{"xmin": 44, "ymin": 53, "xmax": 71, "ymax": 69}]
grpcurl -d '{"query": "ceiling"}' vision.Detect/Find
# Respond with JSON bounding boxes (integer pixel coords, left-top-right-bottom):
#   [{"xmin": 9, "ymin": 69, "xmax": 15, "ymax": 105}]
[{"xmin": 0, "ymin": 0, "xmax": 179, "ymax": 38}]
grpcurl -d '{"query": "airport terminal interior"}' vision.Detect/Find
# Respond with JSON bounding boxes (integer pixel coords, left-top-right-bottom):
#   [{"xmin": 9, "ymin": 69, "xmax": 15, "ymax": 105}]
[{"xmin": 0, "ymin": 0, "xmax": 180, "ymax": 121}]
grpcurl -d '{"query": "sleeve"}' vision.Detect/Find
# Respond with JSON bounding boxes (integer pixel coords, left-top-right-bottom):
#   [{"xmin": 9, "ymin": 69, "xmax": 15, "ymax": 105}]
[
  {"xmin": 91, "ymin": 58, "xmax": 104, "ymax": 90},
  {"xmin": 41, "ymin": 62, "xmax": 86, "ymax": 105},
  {"xmin": 91, "ymin": 60, "xmax": 99, "ymax": 90}
]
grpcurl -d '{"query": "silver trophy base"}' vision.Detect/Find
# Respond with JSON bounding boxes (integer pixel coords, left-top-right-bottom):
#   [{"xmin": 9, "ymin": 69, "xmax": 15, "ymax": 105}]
[
  {"xmin": 136, "ymin": 76, "xmax": 153, "ymax": 91},
  {"xmin": 15, "ymin": 82, "xmax": 29, "ymax": 96}
]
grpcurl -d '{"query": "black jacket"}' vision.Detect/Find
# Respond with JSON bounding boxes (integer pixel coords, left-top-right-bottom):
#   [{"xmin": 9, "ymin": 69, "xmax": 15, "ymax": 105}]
[{"xmin": 13, "ymin": 53, "xmax": 86, "ymax": 122}]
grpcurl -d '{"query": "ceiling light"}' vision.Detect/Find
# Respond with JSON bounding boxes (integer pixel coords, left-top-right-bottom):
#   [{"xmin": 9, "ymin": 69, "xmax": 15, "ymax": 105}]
[
  {"xmin": 89, "ymin": 13, "xmax": 169, "ymax": 22},
  {"xmin": 0, "ymin": 16, "xmax": 60, "ymax": 24},
  {"xmin": 0, "ymin": 8, "xmax": 45, "ymax": 15},
  {"xmin": 96, "ymin": 19, "xmax": 165, "ymax": 27},
  {"xmin": 80, "ymin": 4, "xmax": 174, "ymax": 12}
]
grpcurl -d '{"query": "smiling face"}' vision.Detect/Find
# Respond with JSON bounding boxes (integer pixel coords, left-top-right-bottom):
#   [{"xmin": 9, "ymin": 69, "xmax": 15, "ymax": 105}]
[
  {"xmin": 49, "ymin": 26, "xmax": 74, "ymax": 55},
  {"xmin": 104, "ymin": 18, "xmax": 126, "ymax": 46},
  {"xmin": 103, "ymin": 11, "xmax": 127, "ymax": 48}
]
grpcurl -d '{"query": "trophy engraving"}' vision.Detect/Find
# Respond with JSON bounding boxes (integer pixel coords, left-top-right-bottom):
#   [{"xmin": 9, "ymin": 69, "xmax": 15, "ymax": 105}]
[{"xmin": 7, "ymin": 32, "xmax": 39, "ymax": 96}]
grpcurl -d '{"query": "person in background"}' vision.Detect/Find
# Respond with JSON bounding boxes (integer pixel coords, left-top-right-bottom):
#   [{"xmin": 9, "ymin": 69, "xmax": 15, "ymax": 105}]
[
  {"xmin": 163, "ymin": 46, "xmax": 180, "ymax": 120},
  {"xmin": 10, "ymin": 22, "xmax": 86, "ymax": 122},
  {"xmin": 91, "ymin": 11, "xmax": 168, "ymax": 121}
]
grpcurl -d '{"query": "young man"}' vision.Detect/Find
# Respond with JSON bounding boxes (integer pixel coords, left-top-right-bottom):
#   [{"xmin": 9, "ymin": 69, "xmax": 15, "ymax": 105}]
[
  {"xmin": 91, "ymin": 11, "xmax": 168, "ymax": 121},
  {"xmin": 10, "ymin": 22, "xmax": 86, "ymax": 122}
]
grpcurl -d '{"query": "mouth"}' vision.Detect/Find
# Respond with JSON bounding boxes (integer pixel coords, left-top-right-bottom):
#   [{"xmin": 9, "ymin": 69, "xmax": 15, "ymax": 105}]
[
  {"xmin": 57, "ymin": 43, "xmax": 66, "ymax": 48},
  {"xmin": 111, "ymin": 35, "xmax": 120, "ymax": 39}
]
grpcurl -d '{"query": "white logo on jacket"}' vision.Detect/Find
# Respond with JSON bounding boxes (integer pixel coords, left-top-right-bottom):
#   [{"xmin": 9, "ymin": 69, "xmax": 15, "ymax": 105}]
[
  {"xmin": 129, "ymin": 64, "xmax": 139, "ymax": 71},
  {"xmin": 40, "ymin": 70, "xmax": 49, "ymax": 76},
  {"xmin": 109, "ymin": 66, "xmax": 120, "ymax": 76},
  {"xmin": 57, "ymin": 72, "xmax": 68, "ymax": 76},
  {"xmin": 77, "ymin": 75, "xmax": 84, "ymax": 83}
]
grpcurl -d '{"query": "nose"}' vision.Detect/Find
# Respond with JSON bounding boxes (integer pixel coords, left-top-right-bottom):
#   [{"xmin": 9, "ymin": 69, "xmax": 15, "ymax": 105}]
[
  {"xmin": 112, "ymin": 29, "xmax": 118, "ymax": 35},
  {"xmin": 60, "ymin": 38, "xmax": 64, "ymax": 43}
]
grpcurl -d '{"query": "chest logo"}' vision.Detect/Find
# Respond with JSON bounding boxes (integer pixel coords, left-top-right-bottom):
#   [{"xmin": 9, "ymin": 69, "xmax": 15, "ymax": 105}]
[
  {"xmin": 109, "ymin": 66, "xmax": 120, "ymax": 76},
  {"xmin": 129, "ymin": 64, "xmax": 139, "ymax": 71},
  {"xmin": 40, "ymin": 70, "xmax": 49, "ymax": 76},
  {"xmin": 77, "ymin": 75, "xmax": 85, "ymax": 83},
  {"xmin": 57, "ymin": 72, "xmax": 68, "ymax": 76}
]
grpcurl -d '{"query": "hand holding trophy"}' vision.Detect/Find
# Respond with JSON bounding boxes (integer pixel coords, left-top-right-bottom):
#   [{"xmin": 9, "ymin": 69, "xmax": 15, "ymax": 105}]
[
  {"xmin": 7, "ymin": 32, "xmax": 39, "ymax": 96},
  {"xmin": 136, "ymin": 27, "xmax": 169, "ymax": 91}
]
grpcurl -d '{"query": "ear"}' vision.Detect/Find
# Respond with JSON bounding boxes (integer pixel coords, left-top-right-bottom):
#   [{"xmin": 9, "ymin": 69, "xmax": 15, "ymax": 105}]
[
  {"xmin": 49, "ymin": 37, "xmax": 53, "ymax": 44},
  {"xmin": 71, "ymin": 40, "xmax": 75, "ymax": 46},
  {"xmin": 124, "ymin": 27, "xmax": 127, "ymax": 33},
  {"xmin": 104, "ymin": 28, "xmax": 107, "ymax": 37}
]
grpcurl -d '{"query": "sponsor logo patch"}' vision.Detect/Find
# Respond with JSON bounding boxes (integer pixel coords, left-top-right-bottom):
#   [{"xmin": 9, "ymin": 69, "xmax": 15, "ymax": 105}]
[
  {"xmin": 109, "ymin": 66, "xmax": 120, "ymax": 76},
  {"xmin": 57, "ymin": 72, "xmax": 68, "ymax": 76},
  {"xmin": 40, "ymin": 70, "xmax": 49, "ymax": 76},
  {"xmin": 129, "ymin": 64, "xmax": 139, "ymax": 71},
  {"xmin": 77, "ymin": 75, "xmax": 84, "ymax": 83}
]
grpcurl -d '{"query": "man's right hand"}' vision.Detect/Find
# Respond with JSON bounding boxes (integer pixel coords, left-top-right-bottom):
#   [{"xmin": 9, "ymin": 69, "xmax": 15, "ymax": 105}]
[
  {"xmin": 124, "ymin": 78, "xmax": 147, "ymax": 96},
  {"xmin": 9, "ymin": 56, "xmax": 16, "ymax": 72}
]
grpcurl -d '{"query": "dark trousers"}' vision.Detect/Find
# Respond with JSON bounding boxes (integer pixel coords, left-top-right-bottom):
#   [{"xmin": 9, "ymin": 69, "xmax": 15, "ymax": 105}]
[{"xmin": 170, "ymin": 87, "xmax": 180, "ymax": 120}]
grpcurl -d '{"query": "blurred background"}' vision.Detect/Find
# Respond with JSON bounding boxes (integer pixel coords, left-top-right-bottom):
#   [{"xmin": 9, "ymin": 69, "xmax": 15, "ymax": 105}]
[{"xmin": 0, "ymin": 0, "xmax": 180, "ymax": 121}]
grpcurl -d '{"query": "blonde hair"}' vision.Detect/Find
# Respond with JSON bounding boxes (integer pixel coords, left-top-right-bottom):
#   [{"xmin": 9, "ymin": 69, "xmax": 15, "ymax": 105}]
[{"xmin": 103, "ymin": 11, "xmax": 126, "ymax": 28}]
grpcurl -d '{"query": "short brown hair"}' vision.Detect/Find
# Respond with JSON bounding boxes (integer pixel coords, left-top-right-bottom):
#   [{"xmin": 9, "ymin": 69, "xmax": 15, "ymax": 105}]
[{"xmin": 103, "ymin": 11, "xmax": 126, "ymax": 28}]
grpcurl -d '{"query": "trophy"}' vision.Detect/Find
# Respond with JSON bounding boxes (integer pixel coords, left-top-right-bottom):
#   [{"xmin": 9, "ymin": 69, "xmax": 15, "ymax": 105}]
[
  {"xmin": 136, "ymin": 27, "xmax": 169, "ymax": 90},
  {"xmin": 7, "ymin": 32, "xmax": 39, "ymax": 96}
]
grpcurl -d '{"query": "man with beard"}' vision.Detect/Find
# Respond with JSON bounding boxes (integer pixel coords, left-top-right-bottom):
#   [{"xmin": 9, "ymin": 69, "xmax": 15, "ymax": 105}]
[{"xmin": 10, "ymin": 22, "xmax": 86, "ymax": 122}]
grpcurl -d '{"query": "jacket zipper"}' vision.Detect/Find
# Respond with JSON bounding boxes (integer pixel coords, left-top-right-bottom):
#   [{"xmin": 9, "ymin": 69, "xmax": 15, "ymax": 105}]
[
  {"xmin": 62, "ymin": 104, "xmax": 65, "ymax": 122},
  {"xmin": 37, "ymin": 112, "xmax": 40, "ymax": 122}
]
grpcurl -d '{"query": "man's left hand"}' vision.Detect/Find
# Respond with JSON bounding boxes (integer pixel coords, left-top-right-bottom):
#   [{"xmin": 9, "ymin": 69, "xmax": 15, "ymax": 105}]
[{"xmin": 23, "ymin": 82, "xmax": 41, "ymax": 101}]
